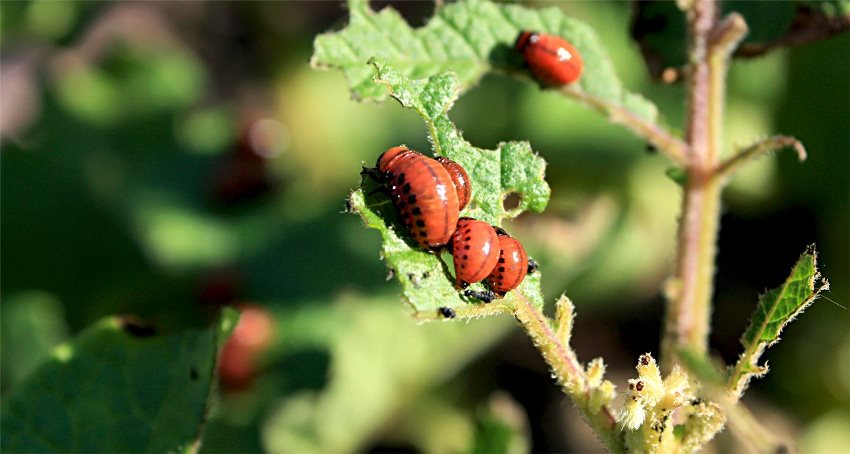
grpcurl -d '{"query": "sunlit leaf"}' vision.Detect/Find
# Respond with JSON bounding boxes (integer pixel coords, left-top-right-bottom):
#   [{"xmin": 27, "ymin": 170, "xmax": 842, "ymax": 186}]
[
  {"xmin": 349, "ymin": 60, "xmax": 547, "ymax": 319},
  {"xmin": 312, "ymin": 0, "xmax": 659, "ymax": 123},
  {"xmin": 729, "ymin": 245, "xmax": 830, "ymax": 395}
]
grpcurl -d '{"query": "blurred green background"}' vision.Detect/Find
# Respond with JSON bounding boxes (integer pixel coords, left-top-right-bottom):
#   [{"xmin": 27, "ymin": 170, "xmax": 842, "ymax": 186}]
[{"xmin": 1, "ymin": 1, "xmax": 847, "ymax": 452}]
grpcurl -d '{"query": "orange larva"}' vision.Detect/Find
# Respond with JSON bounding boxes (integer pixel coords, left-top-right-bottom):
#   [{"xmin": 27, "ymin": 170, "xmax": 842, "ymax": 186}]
[
  {"xmin": 452, "ymin": 217, "xmax": 500, "ymax": 289},
  {"xmin": 374, "ymin": 146, "xmax": 463, "ymax": 249},
  {"xmin": 486, "ymin": 227, "xmax": 529, "ymax": 296},
  {"xmin": 515, "ymin": 31, "xmax": 584, "ymax": 86}
]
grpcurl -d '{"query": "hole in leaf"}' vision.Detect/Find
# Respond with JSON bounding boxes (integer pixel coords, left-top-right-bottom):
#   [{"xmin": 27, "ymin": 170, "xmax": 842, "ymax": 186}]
[
  {"xmin": 502, "ymin": 192, "xmax": 522, "ymax": 211},
  {"xmin": 370, "ymin": 1, "xmax": 433, "ymax": 27}
]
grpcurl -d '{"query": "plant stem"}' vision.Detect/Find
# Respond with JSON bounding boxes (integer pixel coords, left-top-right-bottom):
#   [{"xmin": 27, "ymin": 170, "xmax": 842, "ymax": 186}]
[
  {"xmin": 512, "ymin": 292, "xmax": 625, "ymax": 453},
  {"xmin": 662, "ymin": 0, "xmax": 725, "ymax": 372},
  {"xmin": 558, "ymin": 86, "xmax": 690, "ymax": 167},
  {"xmin": 716, "ymin": 135, "xmax": 806, "ymax": 181}
]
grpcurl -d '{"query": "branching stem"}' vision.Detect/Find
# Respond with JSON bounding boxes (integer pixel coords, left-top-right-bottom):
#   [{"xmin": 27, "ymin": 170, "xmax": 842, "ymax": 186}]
[
  {"xmin": 558, "ymin": 86, "xmax": 690, "ymax": 167},
  {"xmin": 512, "ymin": 291, "xmax": 625, "ymax": 453},
  {"xmin": 662, "ymin": 0, "xmax": 734, "ymax": 373}
]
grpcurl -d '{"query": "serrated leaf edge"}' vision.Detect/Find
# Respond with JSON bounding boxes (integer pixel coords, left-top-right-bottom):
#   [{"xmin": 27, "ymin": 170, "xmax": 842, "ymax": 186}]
[{"xmin": 727, "ymin": 245, "xmax": 830, "ymax": 397}]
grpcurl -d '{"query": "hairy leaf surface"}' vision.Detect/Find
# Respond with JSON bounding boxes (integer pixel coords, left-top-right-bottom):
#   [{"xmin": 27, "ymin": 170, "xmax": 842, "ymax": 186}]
[
  {"xmin": 313, "ymin": 0, "xmax": 659, "ymax": 123},
  {"xmin": 730, "ymin": 246, "xmax": 829, "ymax": 394},
  {"xmin": 349, "ymin": 60, "xmax": 547, "ymax": 319}
]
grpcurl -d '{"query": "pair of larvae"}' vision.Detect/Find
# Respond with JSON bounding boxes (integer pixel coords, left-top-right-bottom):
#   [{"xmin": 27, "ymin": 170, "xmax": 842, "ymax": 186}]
[{"xmin": 367, "ymin": 146, "xmax": 534, "ymax": 302}]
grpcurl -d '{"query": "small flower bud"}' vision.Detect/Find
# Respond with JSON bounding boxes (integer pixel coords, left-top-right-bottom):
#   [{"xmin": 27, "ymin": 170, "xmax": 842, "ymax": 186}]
[
  {"xmin": 660, "ymin": 365, "xmax": 694, "ymax": 409},
  {"xmin": 586, "ymin": 357, "xmax": 606, "ymax": 388}
]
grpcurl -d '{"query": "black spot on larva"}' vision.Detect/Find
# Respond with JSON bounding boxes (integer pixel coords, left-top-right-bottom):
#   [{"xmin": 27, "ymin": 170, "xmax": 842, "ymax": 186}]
[
  {"xmin": 402, "ymin": 183, "xmax": 411, "ymax": 193},
  {"xmin": 398, "ymin": 202, "xmax": 407, "ymax": 210},
  {"xmin": 407, "ymin": 195, "xmax": 416, "ymax": 203},
  {"xmin": 397, "ymin": 173, "xmax": 405, "ymax": 184},
  {"xmin": 419, "ymin": 231, "xmax": 427, "ymax": 237},
  {"xmin": 498, "ymin": 267, "xmax": 505, "ymax": 272},
  {"xmin": 464, "ymin": 245, "xmax": 470, "ymax": 250},
  {"xmin": 465, "ymin": 236, "xmax": 471, "ymax": 241},
  {"xmin": 640, "ymin": 355, "xmax": 650, "ymax": 365},
  {"xmin": 498, "ymin": 275, "xmax": 503, "ymax": 279},
  {"xmin": 636, "ymin": 381, "xmax": 644, "ymax": 391},
  {"xmin": 462, "ymin": 255, "xmax": 468, "ymax": 260},
  {"xmin": 465, "ymin": 229, "xmax": 471, "ymax": 234},
  {"xmin": 460, "ymin": 265, "xmax": 466, "ymax": 269},
  {"xmin": 412, "ymin": 207, "xmax": 421, "ymax": 215},
  {"xmin": 498, "ymin": 258, "xmax": 505, "ymax": 263},
  {"xmin": 190, "ymin": 367, "xmax": 199, "ymax": 381},
  {"xmin": 415, "ymin": 220, "xmax": 425, "ymax": 227}
]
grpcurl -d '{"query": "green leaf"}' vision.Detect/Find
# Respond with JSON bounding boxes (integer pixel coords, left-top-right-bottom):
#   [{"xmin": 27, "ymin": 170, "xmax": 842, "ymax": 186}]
[
  {"xmin": 312, "ymin": 0, "xmax": 659, "ymax": 123},
  {"xmin": 349, "ymin": 60, "xmax": 547, "ymax": 319},
  {"xmin": 729, "ymin": 245, "xmax": 830, "ymax": 396},
  {"xmin": 1, "ymin": 292, "xmax": 68, "ymax": 391},
  {"xmin": 1, "ymin": 309, "xmax": 238, "ymax": 453},
  {"xmin": 470, "ymin": 393, "xmax": 530, "ymax": 454}
]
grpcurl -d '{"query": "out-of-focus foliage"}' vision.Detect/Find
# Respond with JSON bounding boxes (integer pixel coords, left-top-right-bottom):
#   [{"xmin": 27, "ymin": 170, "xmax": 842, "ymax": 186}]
[
  {"xmin": 1, "ymin": 292, "xmax": 68, "ymax": 391},
  {"xmin": 1, "ymin": 1, "xmax": 847, "ymax": 452},
  {"xmin": 1, "ymin": 310, "xmax": 237, "ymax": 452},
  {"xmin": 631, "ymin": 0, "xmax": 850, "ymax": 78}
]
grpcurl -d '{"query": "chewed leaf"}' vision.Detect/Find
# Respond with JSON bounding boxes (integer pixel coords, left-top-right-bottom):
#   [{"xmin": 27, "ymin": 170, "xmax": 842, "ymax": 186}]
[
  {"xmin": 349, "ymin": 61, "xmax": 548, "ymax": 319},
  {"xmin": 349, "ymin": 190, "xmax": 542, "ymax": 319},
  {"xmin": 313, "ymin": 0, "xmax": 659, "ymax": 123},
  {"xmin": 728, "ymin": 245, "xmax": 829, "ymax": 396},
  {"xmin": 370, "ymin": 59, "xmax": 549, "ymax": 225},
  {"xmin": 0, "ymin": 310, "xmax": 238, "ymax": 453}
]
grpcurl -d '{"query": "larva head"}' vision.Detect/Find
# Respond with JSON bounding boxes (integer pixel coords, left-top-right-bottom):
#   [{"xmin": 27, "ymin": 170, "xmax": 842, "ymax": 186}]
[
  {"xmin": 515, "ymin": 31, "xmax": 538, "ymax": 53},
  {"xmin": 377, "ymin": 146, "xmax": 413, "ymax": 173}
]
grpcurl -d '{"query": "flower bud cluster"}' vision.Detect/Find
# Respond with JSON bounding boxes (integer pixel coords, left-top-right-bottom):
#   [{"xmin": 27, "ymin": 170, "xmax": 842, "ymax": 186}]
[{"xmin": 619, "ymin": 353, "xmax": 695, "ymax": 431}]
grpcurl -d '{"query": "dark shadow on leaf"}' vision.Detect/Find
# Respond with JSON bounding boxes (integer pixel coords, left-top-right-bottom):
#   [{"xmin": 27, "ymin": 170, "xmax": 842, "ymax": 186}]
[{"xmin": 487, "ymin": 42, "xmax": 524, "ymax": 74}]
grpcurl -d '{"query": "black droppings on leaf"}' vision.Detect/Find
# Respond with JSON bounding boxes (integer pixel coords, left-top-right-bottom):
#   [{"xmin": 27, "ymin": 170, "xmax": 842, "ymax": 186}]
[{"xmin": 438, "ymin": 307, "xmax": 457, "ymax": 319}]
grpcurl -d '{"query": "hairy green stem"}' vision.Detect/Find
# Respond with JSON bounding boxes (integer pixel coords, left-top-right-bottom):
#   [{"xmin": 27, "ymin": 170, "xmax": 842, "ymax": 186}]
[
  {"xmin": 662, "ymin": 0, "xmax": 725, "ymax": 372},
  {"xmin": 512, "ymin": 292, "xmax": 624, "ymax": 453},
  {"xmin": 716, "ymin": 135, "xmax": 806, "ymax": 181},
  {"xmin": 559, "ymin": 86, "xmax": 689, "ymax": 167}
]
